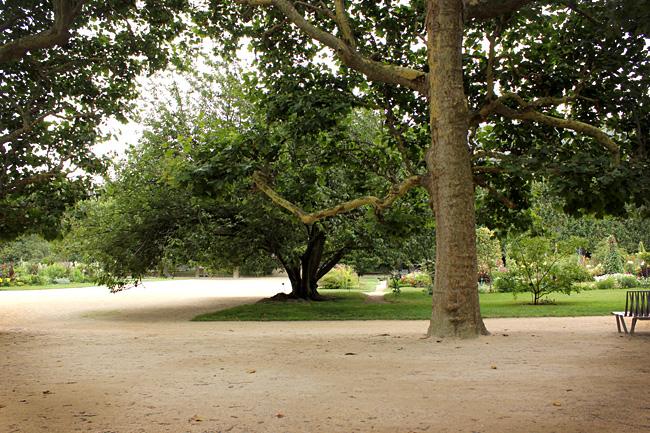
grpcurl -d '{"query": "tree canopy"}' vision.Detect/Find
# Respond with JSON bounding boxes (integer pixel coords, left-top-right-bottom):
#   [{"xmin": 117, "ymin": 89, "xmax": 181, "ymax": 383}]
[
  {"xmin": 68, "ymin": 65, "xmax": 432, "ymax": 297},
  {"xmin": 0, "ymin": 0, "xmax": 189, "ymax": 239}
]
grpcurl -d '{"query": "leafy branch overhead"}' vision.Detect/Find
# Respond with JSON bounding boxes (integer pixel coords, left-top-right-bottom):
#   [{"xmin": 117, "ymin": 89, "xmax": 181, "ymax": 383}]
[
  {"xmin": 236, "ymin": 0, "xmax": 625, "ymax": 167},
  {"xmin": 0, "ymin": 0, "xmax": 189, "ymax": 239},
  {"xmin": 0, "ymin": 0, "xmax": 85, "ymax": 63}
]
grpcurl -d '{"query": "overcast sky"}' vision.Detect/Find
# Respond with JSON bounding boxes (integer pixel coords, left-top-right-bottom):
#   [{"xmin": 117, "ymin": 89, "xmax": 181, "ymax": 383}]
[{"xmin": 93, "ymin": 40, "xmax": 256, "ymax": 162}]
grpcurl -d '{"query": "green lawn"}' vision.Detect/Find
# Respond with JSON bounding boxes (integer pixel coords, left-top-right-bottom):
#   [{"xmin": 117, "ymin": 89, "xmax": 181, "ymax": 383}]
[
  {"xmin": 358, "ymin": 275, "xmax": 387, "ymax": 292},
  {"xmin": 0, "ymin": 277, "xmax": 170, "ymax": 291},
  {"xmin": 193, "ymin": 288, "xmax": 630, "ymax": 321},
  {"xmin": 0, "ymin": 282, "xmax": 98, "ymax": 291}
]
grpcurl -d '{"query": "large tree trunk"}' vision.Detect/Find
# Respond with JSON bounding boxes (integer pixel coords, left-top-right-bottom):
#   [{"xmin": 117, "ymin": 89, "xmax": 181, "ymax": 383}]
[
  {"xmin": 425, "ymin": 0, "xmax": 488, "ymax": 338},
  {"xmin": 280, "ymin": 226, "xmax": 327, "ymax": 300}
]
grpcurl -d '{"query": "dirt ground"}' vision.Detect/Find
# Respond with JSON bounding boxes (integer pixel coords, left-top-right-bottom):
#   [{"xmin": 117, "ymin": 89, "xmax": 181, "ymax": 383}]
[{"xmin": 1, "ymin": 278, "xmax": 649, "ymax": 433}]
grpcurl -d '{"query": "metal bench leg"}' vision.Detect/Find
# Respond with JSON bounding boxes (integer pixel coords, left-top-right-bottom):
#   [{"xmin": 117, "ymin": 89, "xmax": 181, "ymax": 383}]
[
  {"xmin": 615, "ymin": 316, "xmax": 622, "ymax": 333},
  {"xmin": 620, "ymin": 316, "xmax": 629, "ymax": 334},
  {"xmin": 631, "ymin": 318, "xmax": 638, "ymax": 335}
]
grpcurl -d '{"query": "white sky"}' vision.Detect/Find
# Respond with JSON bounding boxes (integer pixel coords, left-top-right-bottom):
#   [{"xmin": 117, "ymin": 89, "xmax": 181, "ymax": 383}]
[{"xmin": 93, "ymin": 39, "xmax": 256, "ymax": 161}]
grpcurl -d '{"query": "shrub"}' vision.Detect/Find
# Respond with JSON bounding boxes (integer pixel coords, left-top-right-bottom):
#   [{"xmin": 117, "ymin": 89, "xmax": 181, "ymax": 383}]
[
  {"xmin": 506, "ymin": 236, "xmax": 587, "ymax": 304},
  {"xmin": 478, "ymin": 282, "xmax": 494, "ymax": 293},
  {"xmin": 556, "ymin": 259, "xmax": 593, "ymax": 283},
  {"xmin": 476, "ymin": 227, "xmax": 501, "ymax": 283},
  {"xmin": 595, "ymin": 277, "xmax": 617, "ymax": 290},
  {"xmin": 617, "ymin": 275, "xmax": 639, "ymax": 289},
  {"xmin": 595, "ymin": 235, "xmax": 626, "ymax": 274},
  {"xmin": 400, "ymin": 271, "xmax": 432, "ymax": 288},
  {"xmin": 491, "ymin": 270, "xmax": 517, "ymax": 293},
  {"xmin": 39, "ymin": 263, "xmax": 70, "ymax": 283},
  {"xmin": 638, "ymin": 251, "xmax": 650, "ymax": 278},
  {"xmin": 16, "ymin": 274, "xmax": 45, "ymax": 285},
  {"xmin": 575, "ymin": 281, "xmax": 597, "ymax": 291},
  {"xmin": 319, "ymin": 265, "xmax": 359, "ymax": 290},
  {"xmin": 587, "ymin": 263, "xmax": 605, "ymax": 277},
  {"xmin": 389, "ymin": 270, "xmax": 402, "ymax": 294}
]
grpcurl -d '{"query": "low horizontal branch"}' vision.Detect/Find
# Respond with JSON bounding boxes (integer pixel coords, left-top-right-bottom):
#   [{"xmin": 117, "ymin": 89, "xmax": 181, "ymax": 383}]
[
  {"xmin": 252, "ymin": 171, "xmax": 424, "ymax": 225},
  {"xmin": 474, "ymin": 92, "xmax": 620, "ymax": 163}
]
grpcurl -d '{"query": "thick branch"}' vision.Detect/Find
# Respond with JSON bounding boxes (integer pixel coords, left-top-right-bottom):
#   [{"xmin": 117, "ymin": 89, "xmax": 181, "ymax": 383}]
[
  {"xmin": 252, "ymin": 171, "xmax": 423, "ymax": 225},
  {"xmin": 0, "ymin": 107, "xmax": 62, "ymax": 145},
  {"xmin": 474, "ymin": 177, "xmax": 517, "ymax": 209},
  {"xmin": 1, "ymin": 171, "xmax": 63, "ymax": 199},
  {"xmin": 334, "ymin": 0, "xmax": 357, "ymax": 49},
  {"xmin": 492, "ymin": 101, "xmax": 620, "ymax": 161},
  {"xmin": 475, "ymin": 91, "xmax": 619, "ymax": 161},
  {"xmin": 316, "ymin": 246, "xmax": 349, "ymax": 280},
  {"xmin": 237, "ymin": 0, "xmax": 427, "ymax": 93},
  {"xmin": 0, "ymin": 0, "xmax": 85, "ymax": 64}
]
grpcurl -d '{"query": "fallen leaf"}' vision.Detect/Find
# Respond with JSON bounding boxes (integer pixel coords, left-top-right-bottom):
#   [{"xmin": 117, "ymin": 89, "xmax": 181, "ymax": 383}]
[
  {"xmin": 246, "ymin": 369, "xmax": 256, "ymax": 374},
  {"xmin": 42, "ymin": 390, "xmax": 52, "ymax": 395},
  {"xmin": 490, "ymin": 365, "xmax": 498, "ymax": 370},
  {"xmin": 189, "ymin": 415, "xmax": 203, "ymax": 423},
  {"xmin": 552, "ymin": 401, "xmax": 562, "ymax": 407},
  {"xmin": 276, "ymin": 413, "xmax": 285, "ymax": 418},
  {"xmin": 344, "ymin": 352, "xmax": 357, "ymax": 356},
  {"xmin": 502, "ymin": 334, "xmax": 509, "ymax": 337}
]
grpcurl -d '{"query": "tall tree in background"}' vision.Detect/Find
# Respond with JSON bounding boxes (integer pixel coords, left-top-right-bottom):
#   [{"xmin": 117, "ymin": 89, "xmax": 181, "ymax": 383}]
[
  {"xmin": 0, "ymin": 0, "xmax": 189, "ymax": 239},
  {"xmin": 202, "ymin": 0, "xmax": 650, "ymax": 337}
]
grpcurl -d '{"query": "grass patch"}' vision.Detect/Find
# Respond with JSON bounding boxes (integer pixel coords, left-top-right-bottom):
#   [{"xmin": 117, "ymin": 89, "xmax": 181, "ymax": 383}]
[
  {"xmin": 193, "ymin": 291, "xmax": 428, "ymax": 321},
  {"xmin": 0, "ymin": 277, "xmax": 170, "ymax": 291},
  {"xmin": 193, "ymin": 287, "xmax": 631, "ymax": 321},
  {"xmin": 357, "ymin": 275, "xmax": 387, "ymax": 292},
  {"xmin": 0, "ymin": 282, "xmax": 98, "ymax": 291}
]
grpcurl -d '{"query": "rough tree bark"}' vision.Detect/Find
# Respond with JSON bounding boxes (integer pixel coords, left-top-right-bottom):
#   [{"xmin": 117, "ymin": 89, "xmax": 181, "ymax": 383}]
[{"xmin": 425, "ymin": 0, "xmax": 487, "ymax": 337}]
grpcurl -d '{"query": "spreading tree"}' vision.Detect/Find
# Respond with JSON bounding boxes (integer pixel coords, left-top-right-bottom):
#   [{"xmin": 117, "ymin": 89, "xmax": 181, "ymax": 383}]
[
  {"xmin": 199, "ymin": 0, "xmax": 650, "ymax": 337},
  {"xmin": 68, "ymin": 66, "xmax": 431, "ymax": 298}
]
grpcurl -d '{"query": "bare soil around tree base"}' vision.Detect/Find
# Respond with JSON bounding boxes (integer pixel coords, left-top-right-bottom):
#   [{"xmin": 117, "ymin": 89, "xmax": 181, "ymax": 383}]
[{"xmin": 1, "ymin": 279, "xmax": 649, "ymax": 433}]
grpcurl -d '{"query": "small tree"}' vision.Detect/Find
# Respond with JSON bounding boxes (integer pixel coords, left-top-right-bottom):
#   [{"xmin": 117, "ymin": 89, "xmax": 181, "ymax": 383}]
[
  {"xmin": 599, "ymin": 235, "xmax": 626, "ymax": 275},
  {"xmin": 506, "ymin": 236, "xmax": 589, "ymax": 305}
]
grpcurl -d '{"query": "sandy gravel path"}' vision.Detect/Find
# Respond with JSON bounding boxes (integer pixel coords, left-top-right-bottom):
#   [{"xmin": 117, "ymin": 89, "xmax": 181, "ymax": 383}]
[{"xmin": 1, "ymin": 279, "xmax": 649, "ymax": 433}]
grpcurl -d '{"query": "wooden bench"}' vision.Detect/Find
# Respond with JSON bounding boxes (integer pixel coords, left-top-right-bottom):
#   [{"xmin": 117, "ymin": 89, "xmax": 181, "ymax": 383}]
[{"xmin": 612, "ymin": 290, "xmax": 650, "ymax": 334}]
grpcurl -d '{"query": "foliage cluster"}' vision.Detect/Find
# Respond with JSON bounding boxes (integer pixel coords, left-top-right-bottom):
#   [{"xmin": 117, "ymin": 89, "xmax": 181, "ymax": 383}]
[
  {"xmin": 476, "ymin": 227, "xmax": 503, "ymax": 284},
  {"xmin": 318, "ymin": 265, "xmax": 359, "ymax": 291},
  {"xmin": 0, "ymin": 262, "xmax": 95, "ymax": 287},
  {"xmin": 399, "ymin": 271, "xmax": 432, "ymax": 288},
  {"xmin": 493, "ymin": 236, "xmax": 593, "ymax": 304}
]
